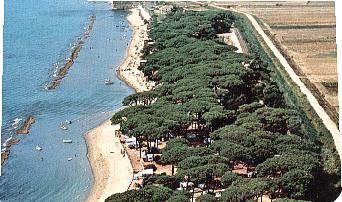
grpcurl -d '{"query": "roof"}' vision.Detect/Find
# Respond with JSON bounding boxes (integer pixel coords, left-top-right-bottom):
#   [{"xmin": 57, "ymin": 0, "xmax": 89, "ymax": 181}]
[
  {"xmin": 142, "ymin": 169, "xmax": 154, "ymax": 175},
  {"xmin": 160, "ymin": 5, "xmax": 174, "ymax": 9},
  {"xmin": 126, "ymin": 137, "xmax": 136, "ymax": 143}
]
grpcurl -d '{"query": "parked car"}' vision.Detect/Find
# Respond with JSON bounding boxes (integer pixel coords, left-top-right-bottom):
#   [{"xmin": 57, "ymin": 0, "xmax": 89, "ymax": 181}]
[{"xmin": 142, "ymin": 153, "xmax": 154, "ymax": 162}]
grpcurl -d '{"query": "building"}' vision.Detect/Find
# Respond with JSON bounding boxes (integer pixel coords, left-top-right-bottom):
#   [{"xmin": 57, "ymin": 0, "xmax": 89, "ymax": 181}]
[{"xmin": 159, "ymin": 5, "xmax": 174, "ymax": 14}]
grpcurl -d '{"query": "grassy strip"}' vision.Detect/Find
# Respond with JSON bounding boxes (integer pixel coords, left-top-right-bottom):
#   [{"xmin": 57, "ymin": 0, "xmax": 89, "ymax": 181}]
[{"xmin": 270, "ymin": 24, "xmax": 336, "ymax": 29}]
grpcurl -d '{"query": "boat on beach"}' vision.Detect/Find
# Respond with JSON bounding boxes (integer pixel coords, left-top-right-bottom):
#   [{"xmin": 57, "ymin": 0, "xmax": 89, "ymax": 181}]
[
  {"xmin": 63, "ymin": 139, "xmax": 73, "ymax": 143},
  {"xmin": 105, "ymin": 79, "xmax": 114, "ymax": 85}
]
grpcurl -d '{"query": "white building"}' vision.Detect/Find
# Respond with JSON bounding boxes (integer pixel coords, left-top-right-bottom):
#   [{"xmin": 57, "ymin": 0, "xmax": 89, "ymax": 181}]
[{"xmin": 159, "ymin": 5, "xmax": 174, "ymax": 14}]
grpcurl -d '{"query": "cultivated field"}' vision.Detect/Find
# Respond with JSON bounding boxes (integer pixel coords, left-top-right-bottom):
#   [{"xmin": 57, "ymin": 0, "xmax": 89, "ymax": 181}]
[{"xmin": 217, "ymin": 1, "xmax": 338, "ymax": 123}]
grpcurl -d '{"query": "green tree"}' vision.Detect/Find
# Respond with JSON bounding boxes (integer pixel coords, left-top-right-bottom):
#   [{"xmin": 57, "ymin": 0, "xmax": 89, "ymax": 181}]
[
  {"xmin": 160, "ymin": 146, "xmax": 193, "ymax": 175},
  {"xmin": 281, "ymin": 169, "xmax": 314, "ymax": 199},
  {"xmin": 221, "ymin": 171, "xmax": 241, "ymax": 188},
  {"xmin": 197, "ymin": 194, "xmax": 217, "ymax": 202},
  {"xmin": 167, "ymin": 190, "xmax": 191, "ymax": 202}
]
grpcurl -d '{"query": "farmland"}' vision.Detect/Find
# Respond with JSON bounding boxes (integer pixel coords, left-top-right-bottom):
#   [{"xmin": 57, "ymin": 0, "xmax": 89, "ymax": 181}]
[{"xmin": 216, "ymin": 1, "xmax": 338, "ymax": 124}]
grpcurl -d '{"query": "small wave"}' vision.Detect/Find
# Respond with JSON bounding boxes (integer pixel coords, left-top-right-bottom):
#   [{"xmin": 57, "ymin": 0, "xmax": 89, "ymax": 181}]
[
  {"xmin": 43, "ymin": 84, "xmax": 49, "ymax": 91},
  {"xmin": 2, "ymin": 136, "xmax": 13, "ymax": 147},
  {"xmin": 13, "ymin": 118, "xmax": 22, "ymax": 122},
  {"xmin": 53, "ymin": 69, "xmax": 58, "ymax": 77},
  {"xmin": 11, "ymin": 118, "xmax": 22, "ymax": 126}
]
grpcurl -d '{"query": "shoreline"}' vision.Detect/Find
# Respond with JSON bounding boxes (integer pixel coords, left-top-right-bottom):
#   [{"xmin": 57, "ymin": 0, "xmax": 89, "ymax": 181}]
[
  {"xmin": 85, "ymin": 8, "xmax": 152, "ymax": 202},
  {"xmin": 116, "ymin": 8, "xmax": 154, "ymax": 93},
  {"xmin": 85, "ymin": 121, "xmax": 133, "ymax": 202}
]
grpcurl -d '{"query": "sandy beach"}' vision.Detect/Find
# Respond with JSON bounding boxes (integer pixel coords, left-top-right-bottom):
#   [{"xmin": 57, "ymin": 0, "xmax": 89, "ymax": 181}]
[
  {"xmin": 117, "ymin": 8, "xmax": 154, "ymax": 93},
  {"xmin": 86, "ymin": 8, "xmax": 152, "ymax": 202},
  {"xmin": 86, "ymin": 121, "xmax": 132, "ymax": 202}
]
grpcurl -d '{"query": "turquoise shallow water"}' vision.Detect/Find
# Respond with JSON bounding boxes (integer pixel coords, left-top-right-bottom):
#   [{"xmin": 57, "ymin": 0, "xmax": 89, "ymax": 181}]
[{"xmin": 1, "ymin": 0, "xmax": 134, "ymax": 201}]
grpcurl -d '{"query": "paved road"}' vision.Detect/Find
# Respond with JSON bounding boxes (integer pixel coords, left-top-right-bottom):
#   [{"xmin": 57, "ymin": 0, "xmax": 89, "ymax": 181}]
[{"xmin": 210, "ymin": 4, "xmax": 341, "ymax": 156}]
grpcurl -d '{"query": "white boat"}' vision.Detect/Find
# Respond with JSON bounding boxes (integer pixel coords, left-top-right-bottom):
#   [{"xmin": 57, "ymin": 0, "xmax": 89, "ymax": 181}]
[
  {"xmin": 105, "ymin": 79, "xmax": 114, "ymax": 85},
  {"xmin": 60, "ymin": 124, "xmax": 68, "ymax": 130},
  {"xmin": 65, "ymin": 120, "xmax": 72, "ymax": 124},
  {"xmin": 36, "ymin": 145, "xmax": 42, "ymax": 151},
  {"xmin": 68, "ymin": 157, "xmax": 73, "ymax": 161},
  {"xmin": 63, "ymin": 139, "xmax": 73, "ymax": 143}
]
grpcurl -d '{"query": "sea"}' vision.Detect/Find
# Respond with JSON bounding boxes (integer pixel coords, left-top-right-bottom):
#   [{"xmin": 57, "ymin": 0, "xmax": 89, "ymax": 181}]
[{"xmin": 1, "ymin": 0, "xmax": 134, "ymax": 201}]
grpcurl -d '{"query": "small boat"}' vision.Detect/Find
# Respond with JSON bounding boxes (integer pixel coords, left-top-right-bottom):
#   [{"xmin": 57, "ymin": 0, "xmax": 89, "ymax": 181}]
[
  {"xmin": 105, "ymin": 79, "xmax": 114, "ymax": 85},
  {"xmin": 60, "ymin": 124, "xmax": 68, "ymax": 130},
  {"xmin": 63, "ymin": 139, "xmax": 73, "ymax": 143},
  {"xmin": 68, "ymin": 157, "xmax": 73, "ymax": 161},
  {"xmin": 65, "ymin": 120, "xmax": 72, "ymax": 124},
  {"xmin": 36, "ymin": 145, "xmax": 42, "ymax": 151}
]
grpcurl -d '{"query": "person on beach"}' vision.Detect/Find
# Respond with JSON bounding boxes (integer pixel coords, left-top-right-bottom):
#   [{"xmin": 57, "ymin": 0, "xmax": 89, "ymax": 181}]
[{"xmin": 121, "ymin": 148, "xmax": 125, "ymax": 157}]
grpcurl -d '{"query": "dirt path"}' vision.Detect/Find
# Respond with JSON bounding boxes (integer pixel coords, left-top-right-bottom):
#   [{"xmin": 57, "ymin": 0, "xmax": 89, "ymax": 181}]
[{"xmin": 210, "ymin": 4, "xmax": 340, "ymax": 156}]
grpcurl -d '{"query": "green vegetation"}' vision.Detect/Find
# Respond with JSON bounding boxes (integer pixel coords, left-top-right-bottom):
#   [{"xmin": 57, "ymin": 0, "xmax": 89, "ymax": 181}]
[
  {"xmin": 230, "ymin": 10, "xmax": 341, "ymax": 200},
  {"xmin": 107, "ymin": 8, "xmax": 340, "ymax": 202},
  {"xmin": 105, "ymin": 185, "xmax": 173, "ymax": 202}
]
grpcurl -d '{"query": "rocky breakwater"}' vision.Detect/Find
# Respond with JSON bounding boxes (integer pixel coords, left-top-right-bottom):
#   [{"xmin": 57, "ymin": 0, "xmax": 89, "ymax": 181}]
[{"xmin": 47, "ymin": 15, "xmax": 96, "ymax": 90}]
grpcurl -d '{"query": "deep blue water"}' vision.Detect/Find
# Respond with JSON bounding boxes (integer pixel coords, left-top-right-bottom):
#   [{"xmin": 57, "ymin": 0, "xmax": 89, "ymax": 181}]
[{"xmin": 1, "ymin": 0, "xmax": 134, "ymax": 201}]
